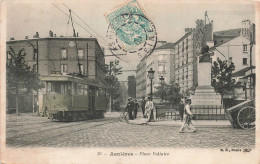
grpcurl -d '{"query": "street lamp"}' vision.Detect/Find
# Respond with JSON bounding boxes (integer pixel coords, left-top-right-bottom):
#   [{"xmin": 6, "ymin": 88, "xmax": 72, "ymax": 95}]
[
  {"xmin": 159, "ymin": 76, "xmax": 165, "ymax": 103},
  {"xmin": 148, "ymin": 68, "xmax": 155, "ymax": 100}
]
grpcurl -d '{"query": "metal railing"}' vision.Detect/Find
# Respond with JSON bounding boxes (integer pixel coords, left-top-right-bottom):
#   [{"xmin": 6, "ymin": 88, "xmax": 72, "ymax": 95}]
[{"xmin": 156, "ymin": 105, "xmax": 228, "ymax": 121}]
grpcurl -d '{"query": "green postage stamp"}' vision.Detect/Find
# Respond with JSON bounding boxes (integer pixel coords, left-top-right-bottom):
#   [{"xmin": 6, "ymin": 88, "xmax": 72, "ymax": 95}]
[{"xmin": 105, "ymin": 0, "xmax": 157, "ymax": 57}]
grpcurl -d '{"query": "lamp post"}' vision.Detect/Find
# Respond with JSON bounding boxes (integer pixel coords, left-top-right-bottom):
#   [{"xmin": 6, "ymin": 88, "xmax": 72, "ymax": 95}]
[
  {"xmin": 148, "ymin": 68, "xmax": 155, "ymax": 101},
  {"xmin": 159, "ymin": 76, "xmax": 165, "ymax": 103}
]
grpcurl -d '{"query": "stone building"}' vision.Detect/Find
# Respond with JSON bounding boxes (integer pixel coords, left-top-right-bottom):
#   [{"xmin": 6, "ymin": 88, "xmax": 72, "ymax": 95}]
[
  {"xmin": 6, "ymin": 32, "xmax": 106, "ymax": 112},
  {"xmin": 136, "ymin": 56, "xmax": 147, "ymax": 98},
  {"xmin": 136, "ymin": 42, "xmax": 175, "ymax": 99},
  {"xmin": 174, "ymin": 19, "xmax": 213, "ymax": 93},
  {"xmin": 210, "ymin": 20, "xmax": 255, "ymax": 73}
]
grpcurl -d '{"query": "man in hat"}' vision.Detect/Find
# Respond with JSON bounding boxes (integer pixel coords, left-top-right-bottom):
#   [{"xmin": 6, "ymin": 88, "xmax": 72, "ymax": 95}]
[
  {"xmin": 125, "ymin": 97, "xmax": 135, "ymax": 120},
  {"xmin": 133, "ymin": 99, "xmax": 139, "ymax": 119},
  {"xmin": 179, "ymin": 99, "xmax": 197, "ymax": 133},
  {"xmin": 141, "ymin": 96, "xmax": 146, "ymax": 118},
  {"xmin": 145, "ymin": 97, "xmax": 156, "ymax": 123}
]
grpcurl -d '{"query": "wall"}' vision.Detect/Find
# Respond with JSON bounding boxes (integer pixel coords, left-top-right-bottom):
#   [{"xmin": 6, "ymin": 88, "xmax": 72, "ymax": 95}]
[{"xmin": 211, "ymin": 36, "xmax": 255, "ymax": 73}]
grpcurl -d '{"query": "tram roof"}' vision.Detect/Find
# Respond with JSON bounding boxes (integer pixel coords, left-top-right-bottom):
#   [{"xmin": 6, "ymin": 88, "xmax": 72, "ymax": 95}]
[{"xmin": 41, "ymin": 74, "xmax": 108, "ymax": 88}]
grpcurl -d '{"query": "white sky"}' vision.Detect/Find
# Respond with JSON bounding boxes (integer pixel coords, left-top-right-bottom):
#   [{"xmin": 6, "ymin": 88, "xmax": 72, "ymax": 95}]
[{"xmin": 5, "ymin": 0, "xmax": 255, "ymax": 81}]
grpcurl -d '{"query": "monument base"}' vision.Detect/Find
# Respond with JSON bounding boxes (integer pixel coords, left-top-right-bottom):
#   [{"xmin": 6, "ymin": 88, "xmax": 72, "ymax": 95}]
[{"xmin": 190, "ymin": 85, "xmax": 222, "ymax": 106}]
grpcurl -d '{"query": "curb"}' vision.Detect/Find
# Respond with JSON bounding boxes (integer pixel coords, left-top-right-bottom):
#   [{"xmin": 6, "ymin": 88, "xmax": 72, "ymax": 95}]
[{"xmin": 126, "ymin": 119, "xmax": 231, "ymax": 128}]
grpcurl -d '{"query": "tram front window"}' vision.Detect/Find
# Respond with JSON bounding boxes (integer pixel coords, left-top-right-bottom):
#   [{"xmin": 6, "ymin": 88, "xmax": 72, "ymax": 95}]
[{"xmin": 52, "ymin": 83, "xmax": 61, "ymax": 93}]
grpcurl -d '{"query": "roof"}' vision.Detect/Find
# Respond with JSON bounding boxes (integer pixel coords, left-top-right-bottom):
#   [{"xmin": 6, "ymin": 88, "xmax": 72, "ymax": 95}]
[
  {"xmin": 210, "ymin": 36, "xmax": 238, "ymax": 50},
  {"xmin": 41, "ymin": 74, "xmax": 108, "ymax": 88},
  {"xmin": 232, "ymin": 66, "xmax": 255, "ymax": 77},
  {"xmin": 175, "ymin": 32, "xmax": 192, "ymax": 45},
  {"xmin": 155, "ymin": 42, "xmax": 175, "ymax": 50},
  {"xmin": 213, "ymin": 28, "xmax": 241, "ymax": 36},
  {"xmin": 6, "ymin": 37, "xmax": 98, "ymax": 44}
]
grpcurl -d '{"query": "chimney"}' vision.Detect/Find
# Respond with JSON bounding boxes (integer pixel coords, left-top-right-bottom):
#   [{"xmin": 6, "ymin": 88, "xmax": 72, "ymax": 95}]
[
  {"xmin": 49, "ymin": 30, "xmax": 53, "ymax": 37},
  {"xmin": 10, "ymin": 37, "xmax": 15, "ymax": 40},
  {"xmin": 33, "ymin": 32, "xmax": 40, "ymax": 38},
  {"xmin": 54, "ymin": 34, "xmax": 57, "ymax": 37},
  {"xmin": 60, "ymin": 35, "xmax": 64, "ymax": 37},
  {"xmin": 77, "ymin": 32, "xmax": 79, "ymax": 37},
  {"xmin": 240, "ymin": 20, "xmax": 251, "ymax": 39},
  {"xmin": 25, "ymin": 36, "xmax": 28, "ymax": 39},
  {"xmin": 196, "ymin": 19, "xmax": 204, "ymax": 29},
  {"xmin": 185, "ymin": 28, "xmax": 192, "ymax": 33}
]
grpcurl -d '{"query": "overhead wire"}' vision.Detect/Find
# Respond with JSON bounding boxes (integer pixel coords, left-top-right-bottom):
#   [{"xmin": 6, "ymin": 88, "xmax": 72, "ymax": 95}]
[
  {"xmin": 52, "ymin": 2, "xmax": 149, "ymax": 74},
  {"xmin": 51, "ymin": 3, "xmax": 126, "ymax": 61},
  {"xmin": 59, "ymin": 2, "xmax": 140, "ymax": 72}
]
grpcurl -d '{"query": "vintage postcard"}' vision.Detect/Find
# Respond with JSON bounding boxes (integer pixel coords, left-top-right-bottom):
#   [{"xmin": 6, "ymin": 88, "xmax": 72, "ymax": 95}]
[{"xmin": 0, "ymin": 0, "xmax": 259, "ymax": 163}]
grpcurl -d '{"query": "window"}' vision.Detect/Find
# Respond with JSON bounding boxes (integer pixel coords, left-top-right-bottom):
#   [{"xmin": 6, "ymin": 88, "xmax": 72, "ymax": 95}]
[
  {"xmin": 158, "ymin": 54, "xmax": 166, "ymax": 61},
  {"xmin": 33, "ymin": 49, "xmax": 37, "ymax": 60},
  {"xmin": 80, "ymin": 64, "xmax": 84, "ymax": 74},
  {"xmin": 78, "ymin": 84, "xmax": 84, "ymax": 95},
  {"xmin": 243, "ymin": 58, "xmax": 247, "ymax": 65},
  {"xmin": 7, "ymin": 51, "xmax": 11, "ymax": 60},
  {"xmin": 186, "ymin": 39, "xmax": 188, "ymax": 49},
  {"xmin": 158, "ymin": 65, "xmax": 166, "ymax": 72},
  {"xmin": 182, "ymin": 42, "xmax": 184, "ymax": 52},
  {"xmin": 84, "ymin": 85, "xmax": 88, "ymax": 96},
  {"xmin": 33, "ymin": 64, "xmax": 37, "ymax": 72},
  {"xmin": 243, "ymin": 44, "xmax": 247, "ymax": 52},
  {"xmin": 78, "ymin": 49, "xmax": 83, "ymax": 59},
  {"xmin": 61, "ymin": 64, "xmax": 67, "ymax": 73},
  {"xmin": 61, "ymin": 49, "xmax": 67, "ymax": 59}
]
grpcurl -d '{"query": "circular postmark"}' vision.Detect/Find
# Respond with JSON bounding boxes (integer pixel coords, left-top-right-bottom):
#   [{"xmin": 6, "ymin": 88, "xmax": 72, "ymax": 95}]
[{"xmin": 106, "ymin": 13, "xmax": 157, "ymax": 59}]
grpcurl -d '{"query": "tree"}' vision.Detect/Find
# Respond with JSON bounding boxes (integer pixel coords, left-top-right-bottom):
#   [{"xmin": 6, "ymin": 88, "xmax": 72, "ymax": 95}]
[
  {"xmin": 154, "ymin": 82, "xmax": 182, "ymax": 108},
  {"xmin": 104, "ymin": 60, "xmax": 122, "ymax": 110},
  {"xmin": 7, "ymin": 47, "xmax": 43, "ymax": 114},
  {"xmin": 184, "ymin": 86, "xmax": 197, "ymax": 97},
  {"xmin": 211, "ymin": 58, "xmax": 236, "ymax": 105}
]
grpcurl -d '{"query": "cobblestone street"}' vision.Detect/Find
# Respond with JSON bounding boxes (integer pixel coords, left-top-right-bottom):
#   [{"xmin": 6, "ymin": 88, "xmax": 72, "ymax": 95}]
[{"xmin": 6, "ymin": 113, "xmax": 255, "ymax": 148}]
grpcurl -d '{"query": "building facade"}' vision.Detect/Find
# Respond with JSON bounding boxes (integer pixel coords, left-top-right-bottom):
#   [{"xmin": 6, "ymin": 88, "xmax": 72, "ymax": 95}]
[
  {"xmin": 174, "ymin": 19, "xmax": 213, "ymax": 93},
  {"xmin": 136, "ymin": 56, "xmax": 147, "ymax": 98},
  {"xmin": 6, "ymin": 33, "xmax": 106, "ymax": 112},
  {"xmin": 210, "ymin": 20, "xmax": 255, "ymax": 73},
  {"xmin": 136, "ymin": 42, "xmax": 175, "ymax": 99}
]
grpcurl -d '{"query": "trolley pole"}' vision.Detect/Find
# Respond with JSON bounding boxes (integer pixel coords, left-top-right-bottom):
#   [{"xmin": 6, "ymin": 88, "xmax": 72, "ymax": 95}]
[{"xmin": 36, "ymin": 39, "xmax": 39, "ymax": 115}]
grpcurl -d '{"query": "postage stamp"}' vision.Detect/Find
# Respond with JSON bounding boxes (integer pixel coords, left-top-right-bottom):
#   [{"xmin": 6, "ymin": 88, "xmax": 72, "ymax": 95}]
[{"xmin": 105, "ymin": 0, "xmax": 157, "ymax": 58}]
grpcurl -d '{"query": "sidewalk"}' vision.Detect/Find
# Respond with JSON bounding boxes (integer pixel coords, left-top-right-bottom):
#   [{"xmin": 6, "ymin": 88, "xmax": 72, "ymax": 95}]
[{"xmin": 105, "ymin": 112, "xmax": 232, "ymax": 128}]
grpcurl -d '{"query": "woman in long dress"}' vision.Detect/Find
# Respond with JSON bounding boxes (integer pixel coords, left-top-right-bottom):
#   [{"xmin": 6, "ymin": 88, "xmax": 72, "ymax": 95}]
[{"xmin": 178, "ymin": 99, "xmax": 197, "ymax": 133}]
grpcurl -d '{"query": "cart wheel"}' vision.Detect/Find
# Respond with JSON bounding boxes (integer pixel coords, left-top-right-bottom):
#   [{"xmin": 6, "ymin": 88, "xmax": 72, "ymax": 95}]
[{"xmin": 237, "ymin": 106, "xmax": 255, "ymax": 130}]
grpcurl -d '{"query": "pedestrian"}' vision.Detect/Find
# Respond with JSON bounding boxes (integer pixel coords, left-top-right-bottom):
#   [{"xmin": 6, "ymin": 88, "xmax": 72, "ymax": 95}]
[
  {"xmin": 141, "ymin": 96, "xmax": 146, "ymax": 118},
  {"xmin": 178, "ymin": 99, "xmax": 185, "ymax": 122},
  {"xmin": 145, "ymin": 97, "xmax": 156, "ymax": 124},
  {"xmin": 125, "ymin": 97, "xmax": 134, "ymax": 120},
  {"xmin": 43, "ymin": 106, "xmax": 48, "ymax": 117},
  {"xmin": 133, "ymin": 99, "xmax": 139, "ymax": 119},
  {"xmin": 179, "ymin": 99, "xmax": 197, "ymax": 133}
]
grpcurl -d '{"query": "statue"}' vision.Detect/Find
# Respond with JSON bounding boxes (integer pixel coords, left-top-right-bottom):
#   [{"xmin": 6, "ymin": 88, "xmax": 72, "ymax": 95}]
[{"xmin": 199, "ymin": 45, "xmax": 210, "ymax": 63}]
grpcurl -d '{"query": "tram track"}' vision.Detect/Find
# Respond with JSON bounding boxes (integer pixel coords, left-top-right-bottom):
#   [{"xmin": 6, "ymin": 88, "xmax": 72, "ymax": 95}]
[
  {"xmin": 10, "ymin": 118, "xmax": 120, "ymax": 147},
  {"xmin": 7, "ymin": 117, "xmax": 119, "ymax": 145}
]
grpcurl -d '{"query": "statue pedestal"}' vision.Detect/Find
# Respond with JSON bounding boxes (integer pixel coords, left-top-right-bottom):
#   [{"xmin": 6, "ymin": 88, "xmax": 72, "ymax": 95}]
[
  {"xmin": 190, "ymin": 86, "xmax": 221, "ymax": 106},
  {"xmin": 190, "ymin": 56, "xmax": 221, "ymax": 106}
]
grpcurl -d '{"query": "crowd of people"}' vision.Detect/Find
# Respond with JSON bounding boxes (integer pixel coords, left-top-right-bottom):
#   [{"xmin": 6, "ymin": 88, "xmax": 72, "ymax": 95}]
[
  {"xmin": 124, "ymin": 96, "xmax": 197, "ymax": 133},
  {"xmin": 125, "ymin": 96, "xmax": 156, "ymax": 124}
]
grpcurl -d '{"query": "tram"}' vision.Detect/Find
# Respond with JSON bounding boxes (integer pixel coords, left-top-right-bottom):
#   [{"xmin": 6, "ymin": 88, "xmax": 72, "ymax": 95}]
[{"xmin": 41, "ymin": 73, "xmax": 109, "ymax": 121}]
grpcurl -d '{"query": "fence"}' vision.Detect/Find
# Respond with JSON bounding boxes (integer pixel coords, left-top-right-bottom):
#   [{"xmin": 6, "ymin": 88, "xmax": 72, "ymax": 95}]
[{"xmin": 156, "ymin": 105, "xmax": 227, "ymax": 121}]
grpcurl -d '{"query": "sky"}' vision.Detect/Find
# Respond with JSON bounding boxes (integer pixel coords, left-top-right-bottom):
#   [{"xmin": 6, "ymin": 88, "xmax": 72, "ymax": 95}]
[{"xmin": 5, "ymin": 0, "xmax": 255, "ymax": 81}]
